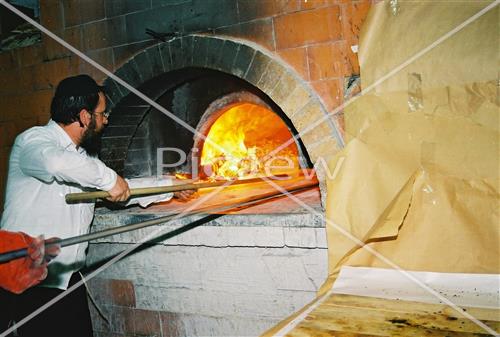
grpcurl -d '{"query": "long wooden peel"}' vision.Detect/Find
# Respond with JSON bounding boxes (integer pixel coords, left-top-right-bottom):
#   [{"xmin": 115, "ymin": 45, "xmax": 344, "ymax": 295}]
[
  {"xmin": 65, "ymin": 174, "xmax": 291, "ymax": 203},
  {"xmin": 0, "ymin": 180, "xmax": 318, "ymax": 264}
]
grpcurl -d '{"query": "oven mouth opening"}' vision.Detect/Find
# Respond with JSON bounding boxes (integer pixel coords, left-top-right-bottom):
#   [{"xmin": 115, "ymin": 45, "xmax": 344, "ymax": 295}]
[{"xmin": 197, "ymin": 102, "xmax": 300, "ymax": 180}]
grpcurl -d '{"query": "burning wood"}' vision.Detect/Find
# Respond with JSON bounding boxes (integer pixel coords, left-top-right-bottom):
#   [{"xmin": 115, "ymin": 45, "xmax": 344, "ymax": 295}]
[{"xmin": 200, "ymin": 103, "xmax": 300, "ymax": 179}]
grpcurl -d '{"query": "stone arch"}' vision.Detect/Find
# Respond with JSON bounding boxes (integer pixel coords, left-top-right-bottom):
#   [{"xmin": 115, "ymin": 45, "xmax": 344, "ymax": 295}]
[{"xmin": 101, "ymin": 35, "xmax": 343, "ymax": 176}]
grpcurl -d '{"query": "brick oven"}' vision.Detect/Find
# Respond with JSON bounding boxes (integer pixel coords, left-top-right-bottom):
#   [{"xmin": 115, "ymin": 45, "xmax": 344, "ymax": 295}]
[
  {"xmin": 86, "ymin": 35, "xmax": 333, "ymax": 336},
  {"xmin": 0, "ymin": 1, "xmax": 373, "ymax": 336}
]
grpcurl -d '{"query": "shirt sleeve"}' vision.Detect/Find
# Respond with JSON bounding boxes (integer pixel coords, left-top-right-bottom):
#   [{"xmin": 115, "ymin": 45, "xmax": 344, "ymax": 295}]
[
  {"xmin": 17, "ymin": 134, "xmax": 117, "ymax": 191},
  {"xmin": 124, "ymin": 176, "xmax": 174, "ymax": 207}
]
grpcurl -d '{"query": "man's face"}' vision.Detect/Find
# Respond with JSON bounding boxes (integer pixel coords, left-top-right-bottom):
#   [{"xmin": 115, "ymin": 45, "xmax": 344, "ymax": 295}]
[
  {"xmin": 81, "ymin": 92, "xmax": 108, "ymax": 156},
  {"xmin": 93, "ymin": 92, "xmax": 108, "ymax": 132}
]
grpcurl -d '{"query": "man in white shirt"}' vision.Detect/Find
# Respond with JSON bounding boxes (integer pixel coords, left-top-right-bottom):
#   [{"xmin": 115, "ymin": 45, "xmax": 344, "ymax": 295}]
[{"xmin": 0, "ymin": 74, "xmax": 130, "ymax": 337}]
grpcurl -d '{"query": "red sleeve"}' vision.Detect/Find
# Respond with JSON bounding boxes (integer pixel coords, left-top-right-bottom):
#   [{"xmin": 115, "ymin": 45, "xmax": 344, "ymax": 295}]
[{"xmin": 0, "ymin": 230, "xmax": 46, "ymax": 294}]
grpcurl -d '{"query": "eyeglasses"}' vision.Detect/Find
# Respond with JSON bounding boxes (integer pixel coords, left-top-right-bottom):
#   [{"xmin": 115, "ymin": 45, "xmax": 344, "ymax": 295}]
[{"xmin": 93, "ymin": 110, "xmax": 110, "ymax": 119}]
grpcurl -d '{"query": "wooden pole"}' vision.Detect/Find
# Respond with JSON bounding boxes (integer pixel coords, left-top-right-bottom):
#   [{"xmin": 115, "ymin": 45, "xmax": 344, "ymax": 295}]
[
  {"xmin": 65, "ymin": 174, "xmax": 290, "ymax": 203},
  {"xmin": 0, "ymin": 180, "xmax": 317, "ymax": 264}
]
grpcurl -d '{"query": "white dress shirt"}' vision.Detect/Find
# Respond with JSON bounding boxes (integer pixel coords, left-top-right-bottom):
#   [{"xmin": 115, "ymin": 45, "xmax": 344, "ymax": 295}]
[{"xmin": 1, "ymin": 120, "xmax": 117, "ymax": 290}]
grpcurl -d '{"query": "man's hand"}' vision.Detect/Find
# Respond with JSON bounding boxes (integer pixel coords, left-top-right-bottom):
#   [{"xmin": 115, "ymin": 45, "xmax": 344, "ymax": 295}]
[
  {"xmin": 0, "ymin": 232, "xmax": 61, "ymax": 294},
  {"xmin": 173, "ymin": 189, "xmax": 197, "ymax": 202},
  {"xmin": 107, "ymin": 175, "xmax": 130, "ymax": 202}
]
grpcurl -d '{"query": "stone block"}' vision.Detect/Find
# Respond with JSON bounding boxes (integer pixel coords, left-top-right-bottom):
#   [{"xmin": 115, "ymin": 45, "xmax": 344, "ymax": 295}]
[
  {"xmin": 262, "ymin": 254, "xmax": 317, "ymax": 291},
  {"xmin": 231, "ymin": 43, "xmax": 255, "ymax": 78},
  {"xmin": 315, "ymin": 228, "xmax": 328, "ymax": 248},
  {"xmin": 158, "ymin": 42, "xmax": 174, "ymax": 72},
  {"xmin": 267, "ymin": 71, "xmax": 299, "ymax": 109},
  {"xmin": 215, "ymin": 18, "xmax": 275, "ymax": 51},
  {"xmin": 278, "ymin": 84, "xmax": 311, "ymax": 117},
  {"xmin": 244, "ymin": 51, "xmax": 271, "ymax": 86},
  {"xmin": 341, "ymin": 1, "xmax": 372, "ymax": 74},
  {"xmin": 104, "ymin": 78, "xmax": 126, "ymax": 107},
  {"xmin": 16, "ymin": 44, "xmax": 43, "ymax": 68},
  {"xmin": 222, "ymin": 227, "xmax": 258, "ymax": 247},
  {"xmin": 102, "ymin": 125, "xmax": 137, "ymax": 138},
  {"xmin": 0, "ymin": 50, "xmax": 17, "ymax": 71},
  {"xmin": 180, "ymin": 0, "xmax": 238, "ymax": 32},
  {"xmin": 79, "ymin": 48, "xmax": 114, "ymax": 83},
  {"xmin": 110, "ymin": 306, "xmax": 135, "ymax": 334},
  {"xmin": 181, "ymin": 35, "xmax": 194, "ymax": 68},
  {"xmin": 42, "ymin": 32, "xmax": 71, "ymax": 60},
  {"xmin": 126, "ymin": 148, "xmax": 150, "ymax": 163},
  {"xmin": 311, "ymin": 78, "xmax": 344, "ymax": 113},
  {"xmin": 169, "ymin": 37, "xmax": 184, "ymax": 69},
  {"xmin": 83, "ymin": 16, "xmax": 127, "ymax": 51},
  {"xmin": 256, "ymin": 58, "xmax": 287, "ymax": 94},
  {"xmin": 277, "ymin": 46, "xmax": 309, "ymax": 80},
  {"xmin": 283, "ymin": 227, "xmax": 317, "ymax": 248},
  {"xmin": 204, "ymin": 38, "xmax": 225, "ymax": 69},
  {"xmin": 307, "ymin": 41, "xmax": 352, "ymax": 80},
  {"xmin": 301, "ymin": 123, "xmax": 335, "ymax": 151},
  {"xmin": 132, "ymin": 50, "xmax": 154, "ymax": 83},
  {"xmin": 62, "ymin": 0, "xmax": 81, "ymax": 27},
  {"xmin": 160, "ymin": 311, "xmax": 184, "ymax": 337},
  {"xmin": 80, "ymin": 0, "xmax": 105, "ymax": 24},
  {"xmin": 124, "ymin": 6, "xmax": 181, "ymax": 44},
  {"xmin": 145, "ymin": 44, "xmax": 165, "ymax": 76},
  {"xmin": 213, "ymin": 39, "xmax": 239, "ymax": 73},
  {"xmin": 63, "ymin": 25, "xmax": 84, "ymax": 51},
  {"xmin": 127, "ymin": 136, "xmax": 149, "ymax": 150},
  {"xmin": 191, "ymin": 35, "xmax": 209, "ymax": 68},
  {"xmin": 274, "ymin": 5, "xmax": 342, "ymax": 49},
  {"xmin": 40, "ymin": 0, "xmax": 64, "ymax": 32},
  {"xmin": 308, "ymin": 135, "xmax": 342, "ymax": 163},
  {"xmin": 100, "ymin": 136, "xmax": 130, "ymax": 149},
  {"xmin": 105, "ymin": 0, "xmax": 151, "ymax": 18},
  {"xmin": 237, "ymin": 0, "xmax": 300, "ymax": 22},
  {"xmin": 32, "ymin": 58, "xmax": 72, "ymax": 90},
  {"xmin": 100, "ymin": 146, "xmax": 129, "ymax": 162},
  {"xmin": 115, "ymin": 59, "xmax": 142, "ymax": 90},
  {"xmin": 131, "ymin": 309, "xmax": 160, "ymax": 336},
  {"xmin": 290, "ymin": 99, "xmax": 323, "ymax": 127}
]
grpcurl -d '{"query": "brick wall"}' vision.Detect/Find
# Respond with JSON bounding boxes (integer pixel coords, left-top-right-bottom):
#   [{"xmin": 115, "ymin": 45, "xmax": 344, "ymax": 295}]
[{"xmin": 0, "ymin": 0, "xmax": 373, "ymax": 209}]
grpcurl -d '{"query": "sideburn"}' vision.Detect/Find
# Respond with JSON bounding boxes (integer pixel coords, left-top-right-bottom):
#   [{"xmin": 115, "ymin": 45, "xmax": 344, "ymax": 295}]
[{"xmin": 80, "ymin": 116, "xmax": 102, "ymax": 157}]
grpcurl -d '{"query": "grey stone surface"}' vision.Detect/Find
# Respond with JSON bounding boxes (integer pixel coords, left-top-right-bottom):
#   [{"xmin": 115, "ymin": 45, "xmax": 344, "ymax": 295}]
[
  {"xmin": 181, "ymin": 35, "xmax": 194, "ymax": 68},
  {"xmin": 145, "ymin": 44, "xmax": 165, "ymax": 76},
  {"xmin": 169, "ymin": 37, "xmax": 184, "ymax": 69},
  {"xmin": 158, "ymin": 42, "xmax": 173, "ymax": 71},
  {"xmin": 244, "ymin": 51, "xmax": 271, "ymax": 86},
  {"xmin": 191, "ymin": 35, "xmax": 209, "ymax": 67},
  {"xmin": 256, "ymin": 59, "xmax": 287, "ymax": 94},
  {"xmin": 115, "ymin": 59, "xmax": 142, "ymax": 89},
  {"xmin": 86, "ymin": 243, "xmax": 327, "ymax": 318},
  {"xmin": 214, "ymin": 39, "xmax": 239, "ymax": 73},
  {"xmin": 232, "ymin": 43, "xmax": 255, "ymax": 78},
  {"xmin": 103, "ymin": 78, "xmax": 126, "ymax": 107},
  {"xmin": 133, "ymin": 50, "xmax": 154, "ymax": 83},
  {"xmin": 105, "ymin": 0, "xmax": 152, "ymax": 18},
  {"xmin": 204, "ymin": 38, "xmax": 225, "ymax": 69}
]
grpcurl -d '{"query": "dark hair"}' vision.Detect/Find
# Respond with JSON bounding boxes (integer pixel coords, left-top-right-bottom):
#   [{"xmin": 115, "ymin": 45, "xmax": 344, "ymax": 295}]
[{"xmin": 50, "ymin": 92, "xmax": 101, "ymax": 125}]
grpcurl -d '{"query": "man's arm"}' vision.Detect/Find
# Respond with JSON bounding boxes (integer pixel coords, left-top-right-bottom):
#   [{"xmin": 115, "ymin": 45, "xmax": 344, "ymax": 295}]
[
  {"xmin": 17, "ymin": 135, "xmax": 129, "ymax": 200},
  {"xmin": 18, "ymin": 137, "xmax": 117, "ymax": 191}
]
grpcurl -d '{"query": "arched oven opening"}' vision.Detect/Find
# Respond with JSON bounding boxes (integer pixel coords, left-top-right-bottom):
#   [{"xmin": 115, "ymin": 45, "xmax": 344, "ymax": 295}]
[
  {"xmin": 107, "ymin": 68, "xmax": 314, "ymax": 184},
  {"xmin": 192, "ymin": 91, "xmax": 310, "ymax": 180}
]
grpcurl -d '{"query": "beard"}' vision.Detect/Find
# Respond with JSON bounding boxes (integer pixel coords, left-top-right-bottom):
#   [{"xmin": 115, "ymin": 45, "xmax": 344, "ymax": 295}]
[{"xmin": 80, "ymin": 117, "xmax": 103, "ymax": 157}]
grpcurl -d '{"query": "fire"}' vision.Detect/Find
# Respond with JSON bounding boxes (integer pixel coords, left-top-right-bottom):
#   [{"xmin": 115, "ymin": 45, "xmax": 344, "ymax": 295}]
[{"xmin": 200, "ymin": 103, "xmax": 299, "ymax": 179}]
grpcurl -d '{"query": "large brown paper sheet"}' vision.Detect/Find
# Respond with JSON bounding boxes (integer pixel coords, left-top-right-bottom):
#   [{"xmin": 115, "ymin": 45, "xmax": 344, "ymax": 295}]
[
  {"xmin": 320, "ymin": 0, "xmax": 499, "ymax": 294},
  {"xmin": 263, "ymin": 1, "xmax": 498, "ymax": 335}
]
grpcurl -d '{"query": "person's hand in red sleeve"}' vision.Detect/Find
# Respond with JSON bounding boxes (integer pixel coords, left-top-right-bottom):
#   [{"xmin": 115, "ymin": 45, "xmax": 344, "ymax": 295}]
[{"xmin": 0, "ymin": 230, "xmax": 60, "ymax": 294}]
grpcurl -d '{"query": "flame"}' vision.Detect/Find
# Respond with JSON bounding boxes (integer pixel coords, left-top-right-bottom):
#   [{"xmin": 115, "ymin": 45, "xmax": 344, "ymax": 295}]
[{"xmin": 200, "ymin": 103, "xmax": 299, "ymax": 179}]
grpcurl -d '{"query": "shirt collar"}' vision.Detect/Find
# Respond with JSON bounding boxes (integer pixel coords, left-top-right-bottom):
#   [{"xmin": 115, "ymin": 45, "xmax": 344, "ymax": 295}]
[{"xmin": 47, "ymin": 119, "xmax": 85, "ymax": 154}]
